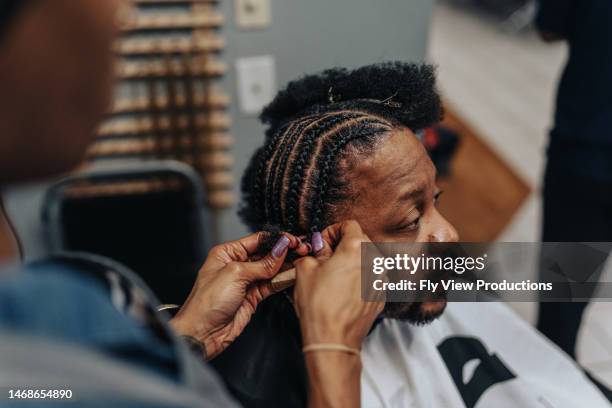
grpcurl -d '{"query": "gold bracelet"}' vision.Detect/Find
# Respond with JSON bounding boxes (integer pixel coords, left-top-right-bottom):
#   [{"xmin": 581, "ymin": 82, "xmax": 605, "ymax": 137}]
[
  {"xmin": 156, "ymin": 304, "xmax": 181, "ymax": 312},
  {"xmin": 302, "ymin": 343, "xmax": 361, "ymax": 357}
]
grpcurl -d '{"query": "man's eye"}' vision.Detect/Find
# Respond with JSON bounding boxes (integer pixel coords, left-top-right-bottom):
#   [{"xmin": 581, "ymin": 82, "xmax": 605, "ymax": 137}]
[{"xmin": 397, "ymin": 217, "xmax": 420, "ymax": 232}]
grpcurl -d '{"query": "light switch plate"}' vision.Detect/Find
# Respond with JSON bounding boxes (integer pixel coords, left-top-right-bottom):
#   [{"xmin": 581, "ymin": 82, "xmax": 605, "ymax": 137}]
[
  {"xmin": 235, "ymin": 0, "xmax": 271, "ymax": 29},
  {"xmin": 236, "ymin": 55, "xmax": 276, "ymax": 115}
]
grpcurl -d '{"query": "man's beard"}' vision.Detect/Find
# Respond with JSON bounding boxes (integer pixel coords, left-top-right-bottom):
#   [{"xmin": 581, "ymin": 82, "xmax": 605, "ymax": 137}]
[
  {"xmin": 382, "ymin": 296, "xmax": 447, "ymax": 326},
  {"xmin": 382, "ymin": 261, "xmax": 450, "ymax": 325}
]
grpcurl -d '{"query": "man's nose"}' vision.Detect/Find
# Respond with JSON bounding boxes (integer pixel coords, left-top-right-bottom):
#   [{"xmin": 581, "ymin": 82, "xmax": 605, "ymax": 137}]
[{"xmin": 427, "ymin": 211, "xmax": 459, "ymax": 243}]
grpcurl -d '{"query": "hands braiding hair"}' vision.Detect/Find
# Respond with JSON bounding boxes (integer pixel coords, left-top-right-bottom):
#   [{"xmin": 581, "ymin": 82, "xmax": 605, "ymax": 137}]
[
  {"xmin": 168, "ymin": 220, "xmax": 381, "ymax": 407},
  {"xmin": 170, "ymin": 231, "xmax": 308, "ymax": 359},
  {"xmin": 170, "ymin": 220, "xmax": 383, "ymax": 361}
]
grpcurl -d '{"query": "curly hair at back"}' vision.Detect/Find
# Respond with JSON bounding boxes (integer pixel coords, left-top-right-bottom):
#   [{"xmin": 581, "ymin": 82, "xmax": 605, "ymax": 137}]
[{"xmin": 239, "ymin": 61, "xmax": 443, "ymax": 237}]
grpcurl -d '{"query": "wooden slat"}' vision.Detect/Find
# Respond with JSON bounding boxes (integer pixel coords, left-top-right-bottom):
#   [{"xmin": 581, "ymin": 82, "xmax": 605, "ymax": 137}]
[
  {"xmin": 110, "ymin": 91, "xmax": 230, "ymax": 115},
  {"xmin": 121, "ymin": 12, "xmax": 223, "ymax": 31},
  {"xmin": 116, "ymin": 59, "xmax": 226, "ymax": 79},
  {"xmin": 87, "ymin": 143, "xmax": 235, "ymax": 169},
  {"xmin": 199, "ymin": 133, "xmax": 233, "ymax": 149},
  {"xmin": 198, "ymin": 152, "xmax": 234, "ymax": 169},
  {"xmin": 207, "ymin": 190, "xmax": 235, "ymax": 208},
  {"xmin": 202, "ymin": 172, "xmax": 234, "ymax": 188},
  {"xmin": 115, "ymin": 35, "xmax": 224, "ymax": 56},
  {"xmin": 98, "ymin": 112, "xmax": 230, "ymax": 136},
  {"xmin": 131, "ymin": 0, "xmax": 217, "ymax": 4},
  {"xmin": 88, "ymin": 133, "xmax": 233, "ymax": 156},
  {"xmin": 181, "ymin": 153, "xmax": 234, "ymax": 169}
]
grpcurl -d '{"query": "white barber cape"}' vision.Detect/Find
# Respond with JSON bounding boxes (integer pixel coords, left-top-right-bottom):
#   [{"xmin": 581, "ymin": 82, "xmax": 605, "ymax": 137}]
[{"xmin": 361, "ymin": 302, "xmax": 609, "ymax": 408}]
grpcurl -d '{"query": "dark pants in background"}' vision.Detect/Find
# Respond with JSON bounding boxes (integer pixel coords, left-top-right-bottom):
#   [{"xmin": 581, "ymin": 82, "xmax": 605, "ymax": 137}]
[{"xmin": 539, "ymin": 158, "xmax": 612, "ymax": 358}]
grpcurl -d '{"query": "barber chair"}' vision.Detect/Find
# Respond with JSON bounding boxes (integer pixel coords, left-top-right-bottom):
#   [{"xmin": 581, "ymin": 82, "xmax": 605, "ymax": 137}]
[{"xmin": 42, "ymin": 161, "xmax": 212, "ymax": 304}]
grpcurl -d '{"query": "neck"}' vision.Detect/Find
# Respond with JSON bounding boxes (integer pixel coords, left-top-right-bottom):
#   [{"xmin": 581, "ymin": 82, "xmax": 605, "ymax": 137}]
[{"xmin": 0, "ymin": 200, "xmax": 19, "ymax": 266}]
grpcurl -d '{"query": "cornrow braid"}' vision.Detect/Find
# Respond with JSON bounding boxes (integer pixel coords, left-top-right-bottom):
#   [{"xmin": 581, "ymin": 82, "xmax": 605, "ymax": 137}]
[
  {"xmin": 282, "ymin": 112, "xmax": 366, "ymax": 232},
  {"xmin": 307, "ymin": 120, "xmax": 393, "ymax": 232},
  {"xmin": 246, "ymin": 117, "xmax": 304, "ymax": 227},
  {"xmin": 276, "ymin": 111, "xmax": 361, "ymax": 221},
  {"xmin": 296, "ymin": 115, "xmax": 381, "ymax": 231},
  {"xmin": 263, "ymin": 119, "xmax": 302, "ymax": 222},
  {"xmin": 247, "ymin": 113, "xmax": 316, "ymax": 225},
  {"xmin": 269, "ymin": 115, "xmax": 320, "ymax": 226}
]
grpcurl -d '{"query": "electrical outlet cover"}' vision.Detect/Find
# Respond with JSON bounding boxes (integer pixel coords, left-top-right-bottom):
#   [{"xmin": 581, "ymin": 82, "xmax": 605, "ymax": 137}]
[{"xmin": 236, "ymin": 55, "xmax": 276, "ymax": 115}]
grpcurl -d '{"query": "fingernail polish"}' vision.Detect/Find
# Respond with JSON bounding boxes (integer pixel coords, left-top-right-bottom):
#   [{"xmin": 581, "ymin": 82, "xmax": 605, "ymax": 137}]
[
  {"xmin": 271, "ymin": 235, "xmax": 290, "ymax": 258},
  {"xmin": 312, "ymin": 232, "xmax": 324, "ymax": 253}
]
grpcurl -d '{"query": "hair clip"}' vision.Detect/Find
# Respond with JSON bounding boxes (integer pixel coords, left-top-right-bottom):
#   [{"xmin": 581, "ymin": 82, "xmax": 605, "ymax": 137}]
[
  {"xmin": 380, "ymin": 91, "xmax": 401, "ymax": 108},
  {"xmin": 328, "ymin": 86, "xmax": 338, "ymax": 104}
]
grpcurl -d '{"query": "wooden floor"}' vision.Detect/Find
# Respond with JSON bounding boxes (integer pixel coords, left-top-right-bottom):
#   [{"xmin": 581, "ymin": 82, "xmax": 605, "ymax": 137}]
[{"xmin": 437, "ymin": 108, "xmax": 531, "ymax": 242}]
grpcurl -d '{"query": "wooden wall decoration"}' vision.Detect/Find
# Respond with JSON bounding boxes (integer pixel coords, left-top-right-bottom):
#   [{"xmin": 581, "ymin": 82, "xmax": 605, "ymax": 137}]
[{"xmin": 85, "ymin": 0, "xmax": 234, "ymax": 209}]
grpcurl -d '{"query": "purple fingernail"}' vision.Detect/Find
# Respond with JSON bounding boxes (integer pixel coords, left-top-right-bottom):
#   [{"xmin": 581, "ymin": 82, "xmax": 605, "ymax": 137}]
[
  {"xmin": 271, "ymin": 235, "xmax": 290, "ymax": 258},
  {"xmin": 312, "ymin": 232, "xmax": 324, "ymax": 253}
]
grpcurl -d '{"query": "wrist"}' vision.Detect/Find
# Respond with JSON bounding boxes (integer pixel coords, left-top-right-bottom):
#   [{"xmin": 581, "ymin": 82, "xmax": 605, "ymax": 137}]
[
  {"xmin": 169, "ymin": 313, "xmax": 196, "ymax": 337},
  {"xmin": 169, "ymin": 311, "xmax": 209, "ymax": 343},
  {"xmin": 303, "ymin": 347, "xmax": 362, "ymax": 408},
  {"xmin": 304, "ymin": 351, "xmax": 361, "ymax": 372},
  {"xmin": 300, "ymin": 320, "xmax": 362, "ymax": 350},
  {"xmin": 160, "ymin": 305, "xmax": 212, "ymax": 359},
  {"xmin": 181, "ymin": 335, "xmax": 208, "ymax": 360},
  {"xmin": 170, "ymin": 316, "xmax": 220, "ymax": 360}
]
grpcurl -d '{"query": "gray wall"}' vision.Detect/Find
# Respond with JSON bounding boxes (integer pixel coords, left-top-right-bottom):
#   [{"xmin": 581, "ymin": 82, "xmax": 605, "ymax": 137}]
[{"xmin": 3, "ymin": 0, "xmax": 434, "ymax": 259}]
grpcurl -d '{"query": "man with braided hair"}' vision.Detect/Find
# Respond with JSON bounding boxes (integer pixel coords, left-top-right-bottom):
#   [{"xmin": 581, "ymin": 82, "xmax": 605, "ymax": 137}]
[
  {"xmin": 240, "ymin": 62, "xmax": 453, "ymax": 324},
  {"xmin": 209, "ymin": 62, "xmax": 611, "ymax": 407}
]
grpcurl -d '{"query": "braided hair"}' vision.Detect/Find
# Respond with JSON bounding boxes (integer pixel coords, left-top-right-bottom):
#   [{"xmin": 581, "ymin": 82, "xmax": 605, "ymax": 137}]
[{"xmin": 239, "ymin": 61, "xmax": 443, "ymax": 236}]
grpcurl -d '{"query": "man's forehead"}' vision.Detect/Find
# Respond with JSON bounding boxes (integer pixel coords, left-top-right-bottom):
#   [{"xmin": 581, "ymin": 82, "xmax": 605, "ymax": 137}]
[
  {"xmin": 350, "ymin": 129, "xmax": 434, "ymax": 203},
  {"xmin": 388, "ymin": 157, "xmax": 433, "ymax": 210},
  {"xmin": 354, "ymin": 129, "xmax": 420, "ymax": 175}
]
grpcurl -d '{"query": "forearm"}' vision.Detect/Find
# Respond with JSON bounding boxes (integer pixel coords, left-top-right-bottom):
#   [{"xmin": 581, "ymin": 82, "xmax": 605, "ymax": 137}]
[{"xmin": 305, "ymin": 352, "xmax": 362, "ymax": 408}]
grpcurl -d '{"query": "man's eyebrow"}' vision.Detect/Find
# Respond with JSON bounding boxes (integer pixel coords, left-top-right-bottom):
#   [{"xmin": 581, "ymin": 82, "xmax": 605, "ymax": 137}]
[
  {"xmin": 389, "ymin": 186, "xmax": 426, "ymax": 215},
  {"xmin": 397, "ymin": 187, "xmax": 426, "ymax": 204}
]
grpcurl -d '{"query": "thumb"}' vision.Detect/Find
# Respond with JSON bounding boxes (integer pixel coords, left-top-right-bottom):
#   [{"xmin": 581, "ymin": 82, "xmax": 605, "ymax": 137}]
[{"xmin": 242, "ymin": 235, "xmax": 290, "ymax": 281}]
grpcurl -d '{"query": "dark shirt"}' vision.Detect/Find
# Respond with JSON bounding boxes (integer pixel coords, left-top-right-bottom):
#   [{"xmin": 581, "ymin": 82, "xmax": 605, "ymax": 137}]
[
  {"xmin": 536, "ymin": 0, "xmax": 612, "ymax": 181},
  {"xmin": 210, "ymin": 294, "xmax": 308, "ymax": 408}
]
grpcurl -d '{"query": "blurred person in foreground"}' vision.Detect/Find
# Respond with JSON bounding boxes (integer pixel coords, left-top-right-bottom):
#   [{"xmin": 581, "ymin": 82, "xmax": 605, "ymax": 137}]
[
  {"xmin": 536, "ymin": 0, "xmax": 612, "ymax": 359},
  {"xmin": 0, "ymin": 0, "xmax": 384, "ymax": 406}
]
